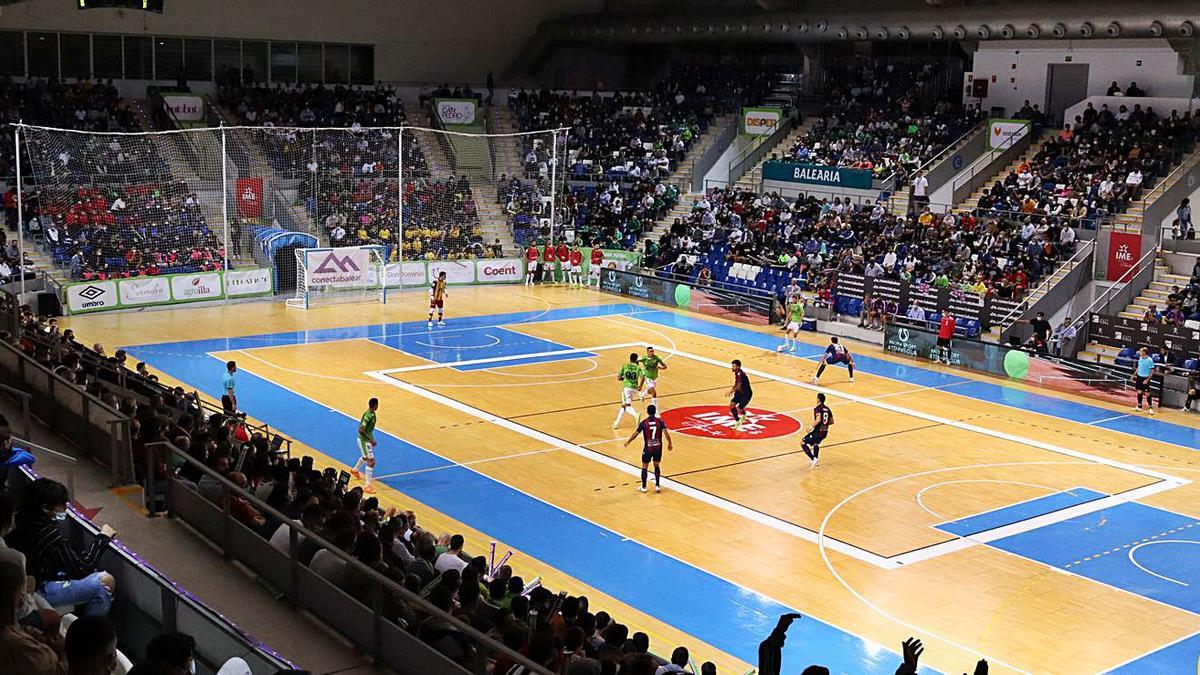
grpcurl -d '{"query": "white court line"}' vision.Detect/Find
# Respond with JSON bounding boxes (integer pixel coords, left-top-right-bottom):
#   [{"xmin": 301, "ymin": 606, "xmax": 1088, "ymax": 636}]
[
  {"xmin": 1101, "ymin": 628, "xmax": 1200, "ymax": 673},
  {"xmin": 373, "ymin": 447, "xmax": 562, "ymax": 480},
  {"xmin": 1089, "ymin": 413, "xmax": 1132, "ymax": 426},
  {"xmin": 376, "ymin": 342, "xmax": 642, "ymax": 374},
  {"xmin": 1127, "ymin": 540, "xmax": 1199, "ymax": 587},
  {"xmin": 362, "ymin": 361, "xmax": 900, "ymax": 570},
  {"xmin": 917, "ymin": 479, "xmax": 1070, "ymax": 521}
]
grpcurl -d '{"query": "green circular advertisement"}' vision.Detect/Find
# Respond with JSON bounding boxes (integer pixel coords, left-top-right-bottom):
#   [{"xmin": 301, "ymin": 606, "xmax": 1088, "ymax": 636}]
[
  {"xmin": 1003, "ymin": 349, "xmax": 1030, "ymax": 379},
  {"xmin": 673, "ymin": 283, "xmax": 691, "ymax": 307}
]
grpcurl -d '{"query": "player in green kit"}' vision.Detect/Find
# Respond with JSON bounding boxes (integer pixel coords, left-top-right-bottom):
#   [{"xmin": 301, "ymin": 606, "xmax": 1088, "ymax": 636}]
[
  {"xmin": 777, "ymin": 298, "xmax": 805, "ymax": 353},
  {"xmin": 351, "ymin": 397, "xmax": 379, "ymax": 494},
  {"xmin": 613, "ymin": 353, "xmax": 644, "ymax": 429},
  {"xmin": 638, "ymin": 346, "xmax": 668, "ymax": 409}
]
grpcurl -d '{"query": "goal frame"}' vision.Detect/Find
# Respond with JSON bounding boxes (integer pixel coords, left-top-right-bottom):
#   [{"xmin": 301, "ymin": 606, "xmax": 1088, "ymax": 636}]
[{"xmin": 285, "ymin": 245, "xmax": 389, "ymax": 310}]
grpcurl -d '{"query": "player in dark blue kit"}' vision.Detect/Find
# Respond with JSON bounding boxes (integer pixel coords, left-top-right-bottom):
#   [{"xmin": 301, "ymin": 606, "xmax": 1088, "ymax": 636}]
[
  {"xmin": 623, "ymin": 404, "xmax": 673, "ymax": 492},
  {"xmin": 811, "ymin": 337, "xmax": 855, "ymax": 384},
  {"xmin": 727, "ymin": 359, "xmax": 754, "ymax": 431},
  {"xmin": 801, "ymin": 393, "xmax": 834, "ymax": 468}
]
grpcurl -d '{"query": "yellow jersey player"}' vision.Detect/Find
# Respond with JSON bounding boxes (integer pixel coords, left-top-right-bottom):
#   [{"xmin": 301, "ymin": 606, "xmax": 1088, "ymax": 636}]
[{"xmin": 428, "ymin": 271, "xmax": 447, "ymax": 327}]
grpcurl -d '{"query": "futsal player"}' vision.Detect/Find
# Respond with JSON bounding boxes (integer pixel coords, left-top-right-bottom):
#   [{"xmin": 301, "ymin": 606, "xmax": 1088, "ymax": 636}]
[
  {"xmin": 589, "ymin": 247, "xmax": 604, "ymax": 288},
  {"xmin": 777, "ymin": 297, "xmax": 805, "ymax": 353},
  {"xmin": 613, "ymin": 352, "xmax": 643, "ymax": 429},
  {"xmin": 428, "ymin": 271, "xmax": 447, "ymax": 327},
  {"xmin": 936, "ymin": 312, "xmax": 956, "ymax": 365},
  {"xmin": 1132, "ymin": 347, "xmax": 1157, "ymax": 415},
  {"xmin": 623, "ymin": 404, "xmax": 673, "ymax": 493},
  {"xmin": 812, "ymin": 337, "xmax": 855, "ymax": 383},
  {"xmin": 555, "ymin": 241, "xmax": 570, "ymax": 284},
  {"xmin": 524, "ymin": 242, "xmax": 539, "ymax": 285},
  {"xmin": 569, "ymin": 244, "xmax": 584, "ymax": 287},
  {"xmin": 801, "ymin": 393, "xmax": 834, "ymax": 468},
  {"xmin": 639, "ymin": 346, "xmax": 668, "ymax": 408},
  {"xmin": 351, "ymin": 397, "xmax": 379, "ymax": 494},
  {"xmin": 727, "ymin": 359, "xmax": 753, "ymax": 431}
]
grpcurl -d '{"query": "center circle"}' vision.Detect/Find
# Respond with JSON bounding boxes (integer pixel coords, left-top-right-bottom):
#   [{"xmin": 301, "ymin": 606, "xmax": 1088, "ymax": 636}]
[{"xmin": 660, "ymin": 405, "xmax": 802, "ymax": 439}]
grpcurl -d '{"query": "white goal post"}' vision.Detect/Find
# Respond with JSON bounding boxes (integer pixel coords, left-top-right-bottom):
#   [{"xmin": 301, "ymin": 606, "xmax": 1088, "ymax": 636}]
[{"xmin": 286, "ymin": 245, "xmax": 389, "ymax": 310}]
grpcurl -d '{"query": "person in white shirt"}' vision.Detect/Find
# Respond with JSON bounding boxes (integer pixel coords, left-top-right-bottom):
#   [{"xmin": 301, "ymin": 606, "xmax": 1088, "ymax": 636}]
[
  {"xmin": 906, "ymin": 302, "xmax": 927, "ymax": 321},
  {"xmin": 911, "ymin": 172, "xmax": 929, "ymax": 204},
  {"xmin": 1125, "ymin": 170, "xmax": 1143, "ymax": 188},
  {"xmin": 269, "ymin": 504, "xmax": 325, "ymax": 556},
  {"xmin": 434, "ymin": 534, "xmax": 469, "ymax": 573}
]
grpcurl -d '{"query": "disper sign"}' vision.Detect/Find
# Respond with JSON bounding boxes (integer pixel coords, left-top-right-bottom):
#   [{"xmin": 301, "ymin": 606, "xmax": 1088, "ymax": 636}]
[
  {"xmin": 434, "ymin": 98, "xmax": 478, "ymax": 126},
  {"xmin": 742, "ymin": 107, "xmax": 782, "ymax": 136}
]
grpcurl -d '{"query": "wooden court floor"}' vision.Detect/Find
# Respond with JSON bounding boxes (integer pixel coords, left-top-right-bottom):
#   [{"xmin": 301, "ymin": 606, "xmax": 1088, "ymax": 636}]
[{"xmin": 64, "ymin": 286, "xmax": 1200, "ymax": 675}]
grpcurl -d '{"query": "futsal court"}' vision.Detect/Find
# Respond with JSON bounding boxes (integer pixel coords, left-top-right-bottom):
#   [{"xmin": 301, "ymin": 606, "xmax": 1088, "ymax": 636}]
[{"xmin": 65, "ymin": 285, "xmax": 1200, "ymax": 675}]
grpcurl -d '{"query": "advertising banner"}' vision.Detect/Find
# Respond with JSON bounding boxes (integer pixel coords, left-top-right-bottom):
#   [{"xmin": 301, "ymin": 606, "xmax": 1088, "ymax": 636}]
[
  {"xmin": 224, "ymin": 268, "xmax": 273, "ymax": 297},
  {"xmin": 599, "ymin": 268, "xmax": 772, "ymax": 325},
  {"xmin": 761, "ymin": 162, "xmax": 874, "ymax": 190},
  {"xmin": 162, "ymin": 94, "xmax": 204, "ymax": 122},
  {"xmin": 1106, "ymin": 232, "xmax": 1142, "ymax": 281},
  {"xmin": 306, "ymin": 248, "xmax": 370, "ymax": 287},
  {"xmin": 742, "ymin": 107, "xmax": 782, "ymax": 136},
  {"xmin": 1088, "ymin": 313, "xmax": 1200, "ymax": 353},
  {"xmin": 170, "ymin": 272, "xmax": 223, "ymax": 302},
  {"xmin": 235, "ymin": 177, "xmax": 264, "ymax": 218},
  {"xmin": 884, "ymin": 323, "xmax": 1008, "ymax": 374},
  {"xmin": 434, "ymin": 98, "xmax": 478, "ymax": 126},
  {"xmin": 117, "ymin": 277, "xmax": 171, "ymax": 306},
  {"xmin": 987, "ymin": 118, "xmax": 1031, "ymax": 150},
  {"xmin": 475, "ymin": 259, "xmax": 523, "ymax": 283},
  {"xmin": 65, "ymin": 280, "xmax": 119, "ymax": 314},
  {"xmin": 428, "ymin": 260, "xmax": 475, "ymax": 285}
]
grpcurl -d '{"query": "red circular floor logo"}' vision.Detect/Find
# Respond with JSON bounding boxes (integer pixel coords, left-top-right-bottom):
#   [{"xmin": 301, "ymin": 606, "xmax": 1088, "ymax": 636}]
[{"xmin": 660, "ymin": 405, "xmax": 802, "ymax": 439}]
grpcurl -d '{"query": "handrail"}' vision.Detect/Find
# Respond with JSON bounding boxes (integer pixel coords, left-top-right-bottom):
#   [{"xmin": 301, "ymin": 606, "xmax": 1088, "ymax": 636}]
[
  {"xmin": 880, "ymin": 119, "xmax": 984, "ymax": 190},
  {"xmin": 1066, "ymin": 244, "xmax": 1160, "ymax": 334},
  {"xmin": 993, "ymin": 240, "xmax": 1096, "ymax": 331},
  {"xmin": 145, "ymin": 441, "xmax": 555, "ymax": 675},
  {"xmin": 1139, "ymin": 150, "xmax": 1200, "ymax": 206},
  {"xmin": 0, "ymin": 381, "xmax": 32, "ymax": 436},
  {"xmin": 12, "ymin": 435, "xmax": 76, "ymax": 499}
]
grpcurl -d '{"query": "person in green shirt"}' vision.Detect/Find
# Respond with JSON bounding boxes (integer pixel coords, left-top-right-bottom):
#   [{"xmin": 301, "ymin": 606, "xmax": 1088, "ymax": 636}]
[
  {"xmin": 778, "ymin": 298, "xmax": 806, "ymax": 353},
  {"xmin": 638, "ymin": 346, "xmax": 668, "ymax": 408},
  {"xmin": 613, "ymin": 353, "xmax": 644, "ymax": 429},
  {"xmin": 352, "ymin": 397, "xmax": 379, "ymax": 494}
]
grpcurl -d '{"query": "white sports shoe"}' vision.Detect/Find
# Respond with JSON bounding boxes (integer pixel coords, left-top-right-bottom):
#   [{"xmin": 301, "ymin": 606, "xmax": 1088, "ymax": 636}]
[
  {"xmin": 810, "ymin": 376, "xmax": 819, "ymax": 383},
  {"xmin": 810, "ymin": 458, "xmax": 820, "ymax": 468},
  {"xmin": 1148, "ymin": 407, "xmax": 1156, "ymax": 416},
  {"xmin": 848, "ymin": 377, "xmax": 855, "ymax": 383},
  {"xmin": 427, "ymin": 321, "xmax": 433, "ymax": 328},
  {"xmin": 437, "ymin": 321, "xmax": 446, "ymax": 326},
  {"xmin": 655, "ymin": 485, "xmax": 661, "ymax": 493},
  {"xmin": 637, "ymin": 486, "xmax": 647, "ymax": 493},
  {"xmin": 1132, "ymin": 405, "xmax": 1142, "ymax": 412}
]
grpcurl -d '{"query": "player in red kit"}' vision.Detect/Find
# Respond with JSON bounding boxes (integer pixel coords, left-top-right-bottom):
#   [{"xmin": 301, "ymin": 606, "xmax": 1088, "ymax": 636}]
[
  {"xmin": 568, "ymin": 244, "xmax": 584, "ymax": 287},
  {"xmin": 555, "ymin": 242, "xmax": 570, "ymax": 285},
  {"xmin": 524, "ymin": 243, "xmax": 539, "ymax": 285},
  {"xmin": 542, "ymin": 242, "xmax": 555, "ymax": 284},
  {"xmin": 589, "ymin": 247, "xmax": 604, "ymax": 288},
  {"xmin": 936, "ymin": 313, "xmax": 956, "ymax": 365}
]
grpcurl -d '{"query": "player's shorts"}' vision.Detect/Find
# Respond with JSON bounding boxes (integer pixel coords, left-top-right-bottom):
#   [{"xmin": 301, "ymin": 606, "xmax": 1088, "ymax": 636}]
[
  {"xmin": 429, "ymin": 298, "xmax": 444, "ymax": 309},
  {"xmin": 356, "ymin": 436, "xmax": 375, "ymax": 459},
  {"xmin": 1135, "ymin": 375, "xmax": 1151, "ymax": 391},
  {"xmin": 802, "ymin": 428, "xmax": 828, "ymax": 447},
  {"xmin": 731, "ymin": 392, "xmax": 752, "ymax": 408},
  {"xmin": 827, "ymin": 353, "xmax": 851, "ymax": 365},
  {"xmin": 786, "ymin": 321, "xmax": 801, "ymax": 333},
  {"xmin": 569, "ymin": 263, "xmax": 581, "ymax": 273},
  {"xmin": 641, "ymin": 446, "xmax": 663, "ymax": 464},
  {"xmin": 589, "ymin": 265, "xmax": 601, "ymax": 277},
  {"xmin": 642, "ymin": 378, "xmax": 657, "ymax": 391},
  {"xmin": 936, "ymin": 336, "xmax": 952, "ymax": 348},
  {"xmin": 622, "ymin": 387, "xmax": 638, "ymax": 406}
]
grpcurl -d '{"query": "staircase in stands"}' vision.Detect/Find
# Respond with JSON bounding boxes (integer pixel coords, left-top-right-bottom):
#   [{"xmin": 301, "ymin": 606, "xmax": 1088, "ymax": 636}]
[
  {"xmin": 731, "ymin": 119, "xmax": 814, "ymax": 193},
  {"xmin": 889, "ymin": 127, "xmax": 983, "ymax": 216},
  {"xmin": 1077, "ymin": 251, "xmax": 1199, "ymax": 364},
  {"xmin": 637, "ymin": 113, "xmax": 740, "ymax": 248}
]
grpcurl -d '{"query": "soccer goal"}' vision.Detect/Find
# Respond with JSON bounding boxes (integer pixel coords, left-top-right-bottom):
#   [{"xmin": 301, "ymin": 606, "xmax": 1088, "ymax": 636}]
[{"xmin": 286, "ymin": 245, "xmax": 389, "ymax": 310}]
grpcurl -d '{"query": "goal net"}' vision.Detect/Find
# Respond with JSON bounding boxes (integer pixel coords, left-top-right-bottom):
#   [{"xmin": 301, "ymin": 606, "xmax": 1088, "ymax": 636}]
[{"xmin": 286, "ymin": 245, "xmax": 388, "ymax": 310}]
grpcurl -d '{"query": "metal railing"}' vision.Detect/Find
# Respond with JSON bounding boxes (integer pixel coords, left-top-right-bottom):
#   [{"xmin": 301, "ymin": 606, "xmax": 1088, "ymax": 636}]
[
  {"xmin": 727, "ymin": 114, "xmax": 794, "ymax": 187},
  {"xmin": 1066, "ymin": 244, "xmax": 1160, "ymax": 339},
  {"xmin": 993, "ymin": 239, "xmax": 1097, "ymax": 332},
  {"xmin": 145, "ymin": 441, "xmax": 554, "ymax": 675},
  {"xmin": 11, "ymin": 435, "xmax": 76, "ymax": 499},
  {"xmin": 0, "ymin": 381, "xmax": 32, "ymax": 437}
]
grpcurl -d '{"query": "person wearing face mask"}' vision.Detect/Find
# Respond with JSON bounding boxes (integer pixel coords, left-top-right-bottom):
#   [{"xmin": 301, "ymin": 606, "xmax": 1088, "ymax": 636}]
[
  {"xmin": 7, "ymin": 479, "xmax": 117, "ymax": 617},
  {"xmin": 64, "ymin": 616, "xmax": 118, "ymax": 675}
]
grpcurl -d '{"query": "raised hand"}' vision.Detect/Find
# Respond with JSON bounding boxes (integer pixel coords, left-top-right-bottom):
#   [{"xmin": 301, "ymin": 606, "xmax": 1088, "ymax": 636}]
[
  {"xmin": 901, "ymin": 637, "xmax": 924, "ymax": 674},
  {"xmin": 970, "ymin": 659, "xmax": 988, "ymax": 675}
]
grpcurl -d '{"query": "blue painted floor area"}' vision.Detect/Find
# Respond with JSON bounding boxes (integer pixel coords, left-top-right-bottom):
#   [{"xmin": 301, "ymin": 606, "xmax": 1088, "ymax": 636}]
[
  {"xmin": 125, "ymin": 328, "xmax": 915, "ymax": 673},
  {"xmin": 371, "ymin": 326, "xmax": 592, "ymax": 371},
  {"xmin": 991, "ymin": 502, "xmax": 1200, "ymax": 614},
  {"xmin": 122, "ymin": 303, "xmax": 1200, "ymax": 672},
  {"xmin": 629, "ymin": 310, "xmax": 1200, "ymax": 449},
  {"xmin": 935, "ymin": 488, "xmax": 1106, "ymax": 537},
  {"xmin": 1108, "ymin": 631, "xmax": 1200, "ymax": 674}
]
